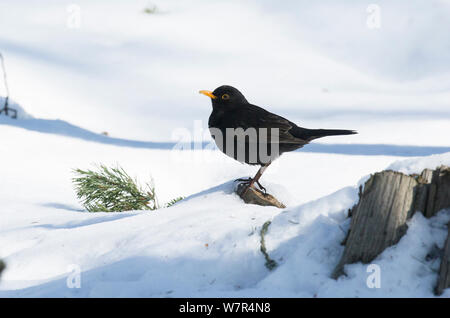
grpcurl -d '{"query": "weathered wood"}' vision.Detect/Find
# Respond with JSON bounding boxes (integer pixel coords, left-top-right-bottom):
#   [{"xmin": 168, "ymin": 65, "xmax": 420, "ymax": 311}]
[
  {"xmin": 424, "ymin": 166, "xmax": 450, "ymax": 218},
  {"xmin": 332, "ymin": 165, "xmax": 450, "ymax": 294},
  {"xmin": 332, "ymin": 170, "xmax": 418, "ymax": 279},
  {"xmin": 436, "ymin": 224, "xmax": 450, "ymax": 296},
  {"xmin": 236, "ymin": 183, "xmax": 285, "ymax": 209},
  {"xmin": 411, "ymin": 166, "xmax": 450, "ymax": 218},
  {"xmin": 0, "ymin": 259, "xmax": 4, "ymax": 280}
]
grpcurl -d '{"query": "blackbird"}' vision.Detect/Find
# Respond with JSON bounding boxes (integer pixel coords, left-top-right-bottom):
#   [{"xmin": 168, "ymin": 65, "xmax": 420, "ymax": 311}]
[{"xmin": 200, "ymin": 85, "xmax": 357, "ymax": 192}]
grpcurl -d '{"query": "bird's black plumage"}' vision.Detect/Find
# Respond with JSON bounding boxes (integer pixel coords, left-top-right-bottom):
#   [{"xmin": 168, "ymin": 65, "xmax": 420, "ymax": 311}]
[{"xmin": 200, "ymin": 85, "xmax": 357, "ymax": 190}]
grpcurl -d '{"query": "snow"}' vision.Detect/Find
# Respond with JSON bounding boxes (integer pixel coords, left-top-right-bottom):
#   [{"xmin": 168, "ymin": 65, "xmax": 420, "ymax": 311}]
[
  {"xmin": 263, "ymin": 199, "xmax": 450, "ymax": 298},
  {"xmin": 1, "ymin": 0, "xmax": 450, "ymax": 144},
  {"xmin": 1, "ymin": 119, "xmax": 449, "ymax": 297},
  {"xmin": 0, "ymin": 97, "xmax": 32, "ymax": 119},
  {"xmin": 0, "ymin": 0, "xmax": 450, "ymax": 297},
  {"xmin": 388, "ymin": 152, "xmax": 450, "ymax": 175}
]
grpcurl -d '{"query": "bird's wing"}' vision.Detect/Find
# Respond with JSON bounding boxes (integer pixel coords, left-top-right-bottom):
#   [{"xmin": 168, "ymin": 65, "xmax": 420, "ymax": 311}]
[{"xmin": 234, "ymin": 104, "xmax": 306, "ymax": 144}]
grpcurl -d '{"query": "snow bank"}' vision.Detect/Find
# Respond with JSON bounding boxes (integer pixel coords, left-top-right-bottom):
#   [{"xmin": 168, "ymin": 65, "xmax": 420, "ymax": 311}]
[
  {"xmin": 388, "ymin": 152, "xmax": 450, "ymax": 175},
  {"xmin": 1, "ymin": 149, "xmax": 450, "ymax": 297},
  {"xmin": 263, "ymin": 193, "xmax": 450, "ymax": 297}
]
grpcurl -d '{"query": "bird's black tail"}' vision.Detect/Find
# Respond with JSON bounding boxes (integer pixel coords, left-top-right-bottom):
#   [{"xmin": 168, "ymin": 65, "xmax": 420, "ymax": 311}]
[{"xmin": 300, "ymin": 128, "xmax": 357, "ymax": 141}]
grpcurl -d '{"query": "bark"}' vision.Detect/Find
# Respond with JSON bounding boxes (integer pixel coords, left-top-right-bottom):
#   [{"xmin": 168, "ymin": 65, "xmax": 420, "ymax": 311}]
[
  {"xmin": 332, "ymin": 170, "xmax": 417, "ymax": 279},
  {"xmin": 332, "ymin": 166, "xmax": 450, "ymax": 292},
  {"xmin": 0, "ymin": 259, "xmax": 4, "ymax": 281},
  {"xmin": 420, "ymin": 166, "xmax": 450, "ymax": 218},
  {"xmin": 436, "ymin": 224, "xmax": 450, "ymax": 296}
]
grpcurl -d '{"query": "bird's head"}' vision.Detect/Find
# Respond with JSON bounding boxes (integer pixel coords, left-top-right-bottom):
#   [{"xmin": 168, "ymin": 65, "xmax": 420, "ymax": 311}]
[{"xmin": 199, "ymin": 85, "xmax": 248, "ymax": 110}]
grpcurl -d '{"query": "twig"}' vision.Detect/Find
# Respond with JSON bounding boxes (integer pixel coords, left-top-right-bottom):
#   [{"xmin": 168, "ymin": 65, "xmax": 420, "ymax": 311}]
[{"xmin": 0, "ymin": 53, "xmax": 17, "ymax": 119}]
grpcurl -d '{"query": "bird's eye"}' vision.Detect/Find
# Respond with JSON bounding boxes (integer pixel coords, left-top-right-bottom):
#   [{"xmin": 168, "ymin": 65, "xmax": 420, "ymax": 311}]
[{"xmin": 222, "ymin": 94, "xmax": 230, "ymax": 100}]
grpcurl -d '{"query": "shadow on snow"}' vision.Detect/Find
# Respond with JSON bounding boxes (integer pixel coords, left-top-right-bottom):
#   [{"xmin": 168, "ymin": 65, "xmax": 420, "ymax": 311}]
[{"xmin": 2, "ymin": 116, "xmax": 450, "ymax": 157}]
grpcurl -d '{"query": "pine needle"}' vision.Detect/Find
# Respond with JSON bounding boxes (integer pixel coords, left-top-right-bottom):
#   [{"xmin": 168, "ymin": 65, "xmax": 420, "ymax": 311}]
[
  {"xmin": 165, "ymin": 196, "xmax": 184, "ymax": 208},
  {"xmin": 72, "ymin": 164, "xmax": 158, "ymax": 212}
]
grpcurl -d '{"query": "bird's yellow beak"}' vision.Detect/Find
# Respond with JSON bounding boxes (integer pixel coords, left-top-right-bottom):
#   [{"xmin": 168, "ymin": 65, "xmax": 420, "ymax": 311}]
[{"xmin": 199, "ymin": 90, "xmax": 217, "ymax": 99}]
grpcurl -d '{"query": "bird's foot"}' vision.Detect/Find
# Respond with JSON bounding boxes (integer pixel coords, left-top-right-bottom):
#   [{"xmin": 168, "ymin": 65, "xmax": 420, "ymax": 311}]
[
  {"xmin": 255, "ymin": 181, "xmax": 267, "ymax": 195},
  {"xmin": 234, "ymin": 177, "xmax": 253, "ymax": 191},
  {"xmin": 235, "ymin": 177, "xmax": 267, "ymax": 195},
  {"xmin": 235, "ymin": 177, "xmax": 252, "ymax": 183}
]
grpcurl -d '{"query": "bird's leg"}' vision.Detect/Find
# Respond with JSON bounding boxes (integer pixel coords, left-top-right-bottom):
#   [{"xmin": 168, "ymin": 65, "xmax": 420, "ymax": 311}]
[
  {"xmin": 249, "ymin": 164, "xmax": 270, "ymax": 193},
  {"xmin": 235, "ymin": 163, "xmax": 271, "ymax": 195},
  {"xmin": 254, "ymin": 180, "xmax": 267, "ymax": 194},
  {"xmin": 235, "ymin": 164, "xmax": 271, "ymax": 195}
]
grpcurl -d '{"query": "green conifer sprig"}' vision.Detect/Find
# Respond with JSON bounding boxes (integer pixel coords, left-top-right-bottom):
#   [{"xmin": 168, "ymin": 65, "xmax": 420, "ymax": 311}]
[
  {"xmin": 73, "ymin": 165, "xmax": 158, "ymax": 212},
  {"xmin": 165, "ymin": 196, "xmax": 184, "ymax": 208}
]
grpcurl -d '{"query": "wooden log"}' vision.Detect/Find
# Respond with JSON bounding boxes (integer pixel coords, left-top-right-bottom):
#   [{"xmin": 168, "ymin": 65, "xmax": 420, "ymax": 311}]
[
  {"xmin": 235, "ymin": 182, "xmax": 286, "ymax": 209},
  {"xmin": 332, "ymin": 170, "xmax": 418, "ymax": 279},
  {"xmin": 436, "ymin": 224, "xmax": 450, "ymax": 296}
]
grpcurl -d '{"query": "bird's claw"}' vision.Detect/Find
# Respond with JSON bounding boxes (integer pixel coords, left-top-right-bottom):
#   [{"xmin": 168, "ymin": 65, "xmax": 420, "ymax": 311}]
[
  {"xmin": 255, "ymin": 181, "xmax": 267, "ymax": 195},
  {"xmin": 235, "ymin": 177, "xmax": 252, "ymax": 183},
  {"xmin": 235, "ymin": 177, "xmax": 267, "ymax": 195}
]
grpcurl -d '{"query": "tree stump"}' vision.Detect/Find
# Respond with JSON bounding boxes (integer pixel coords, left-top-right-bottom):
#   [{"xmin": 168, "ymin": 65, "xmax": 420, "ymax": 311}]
[
  {"xmin": 332, "ymin": 166, "xmax": 450, "ymax": 290},
  {"xmin": 332, "ymin": 170, "xmax": 417, "ymax": 279},
  {"xmin": 436, "ymin": 224, "xmax": 450, "ymax": 295},
  {"xmin": 417, "ymin": 166, "xmax": 450, "ymax": 218},
  {"xmin": 0, "ymin": 259, "xmax": 4, "ymax": 280},
  {"xmin": 235, "ymin": 182, "xmax": 286, "ymax": 209}
]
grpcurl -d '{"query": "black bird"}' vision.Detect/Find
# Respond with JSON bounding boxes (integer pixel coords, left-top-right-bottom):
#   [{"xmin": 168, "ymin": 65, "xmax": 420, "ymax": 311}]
[{"xmin": 200, "ymin": 85, "xmax": 357, "ymax": 192}]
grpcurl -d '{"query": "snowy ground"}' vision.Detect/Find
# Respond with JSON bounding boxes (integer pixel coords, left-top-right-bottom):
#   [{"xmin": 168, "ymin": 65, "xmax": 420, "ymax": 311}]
[
  {"xmin": 0, "ymin": 121, "xmax": 449, "ymax": 297},
  {"xmin": 1, "ymin": 1, "xmax": 450, "ymax": 297}
]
